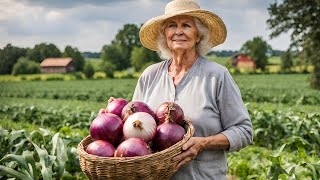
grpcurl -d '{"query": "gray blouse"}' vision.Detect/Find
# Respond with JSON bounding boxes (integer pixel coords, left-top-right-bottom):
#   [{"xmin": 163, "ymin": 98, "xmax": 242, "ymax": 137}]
[{"xmin": 132, "ymin": 56, "xmax": 253, "ymax": 180}]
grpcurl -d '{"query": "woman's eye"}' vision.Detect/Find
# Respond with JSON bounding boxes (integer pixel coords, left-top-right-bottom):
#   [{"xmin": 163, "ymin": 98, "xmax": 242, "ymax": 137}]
[
  {"xmin": 168, "ymin": 24, "xmax": 176, "ymax": 28},
  {"xmin": 183, "ymin": 24, "xmax": 191, "ymax": 28}
]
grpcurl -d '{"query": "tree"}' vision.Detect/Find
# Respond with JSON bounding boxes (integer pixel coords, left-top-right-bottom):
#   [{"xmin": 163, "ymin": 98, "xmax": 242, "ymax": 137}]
[
  {"xmin": 101, "ymin": 24, "xmax": 141, "ymax": 70},
  {"xmin": 101, "ymin": 44, "xmax": 127, "ymax": 71},
  {"xmin": 114, "ymin": 24, "xmax": 141, "ymax": 59},
  {"xmin": 83, "ymin": 62, "xmax": 95, "ymax": 79},
  {"xmin": 240, "ymin": 37, "xmax": 271, "ymax": 71},
  {"xmin": 267, "ymin": 0, "xmax": 320, "ymax": 89},
  {"xmin": 130, "ymin": 46, "xmax": 161, "ymax": 71},
  {"xmin": 0, "ymin": 44, "xmax": 27, "ymax": 74},
  {"xmin": 63, "ymin": 46, "xmax": 85, "ymax": 71},
  {"xmin": 280, "ymin": 50, "xmax": 293, "ymax": 72},
  {"xmin": 12, "ymin": 57, "xmax": 40, "ymax": 75},
  {"xmin": 27, "ymin": 43, "xmax": 61, "ymax": 63}
]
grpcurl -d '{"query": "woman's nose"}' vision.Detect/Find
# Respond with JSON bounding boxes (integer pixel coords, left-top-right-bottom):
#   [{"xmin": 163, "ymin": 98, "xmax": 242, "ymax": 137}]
[{"xmin": 175, "ymin": 26, "xmax": 184, "ymax": 35}]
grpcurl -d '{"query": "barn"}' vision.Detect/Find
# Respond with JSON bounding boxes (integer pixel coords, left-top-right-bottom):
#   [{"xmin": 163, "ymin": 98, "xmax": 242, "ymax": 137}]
[
  {"xmin": 232, "ymin": 54, "xmax": 256, "ymax": 71},
  {"xmin": 40, "ymin": 58, "xmax": 75, "ymax": 73}
]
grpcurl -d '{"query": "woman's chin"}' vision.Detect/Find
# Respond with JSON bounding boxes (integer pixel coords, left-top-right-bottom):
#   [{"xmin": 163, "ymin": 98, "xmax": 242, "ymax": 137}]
[{"xmin": 171, "ymin": 46, "xmax": 193, "ymax": 52}]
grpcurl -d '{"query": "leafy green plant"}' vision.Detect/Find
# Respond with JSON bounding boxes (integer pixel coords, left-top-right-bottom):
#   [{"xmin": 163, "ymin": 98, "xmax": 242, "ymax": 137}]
[{"xmin": 0, "ymin": 127, "xmax": 84, "ymax": 179}]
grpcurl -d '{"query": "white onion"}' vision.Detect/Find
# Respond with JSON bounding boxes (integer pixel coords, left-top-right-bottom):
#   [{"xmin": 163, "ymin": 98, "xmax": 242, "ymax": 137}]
[{"xmin": 123, "ymin": 112, "xmax": 157, "ymax": 143}]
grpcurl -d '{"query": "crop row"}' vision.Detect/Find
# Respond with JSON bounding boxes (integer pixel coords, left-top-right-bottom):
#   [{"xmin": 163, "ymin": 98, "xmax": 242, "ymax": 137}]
[
  {"xmin": 1, "ymin": 74, "xmax": 320, "ymax": 105},
  {"xmin": 1, "ymin": 88, "xmax": 320, "ymax": 106},
  {"xmin": 1, "ymin": 104, "xmax": 319, "ymax": 153}
]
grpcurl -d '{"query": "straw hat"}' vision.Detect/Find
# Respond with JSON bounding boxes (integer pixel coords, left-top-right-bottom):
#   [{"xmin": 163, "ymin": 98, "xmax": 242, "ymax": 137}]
[{"xmin": 140, "ymin": 0, "xmax": 227, "ymax": 51}]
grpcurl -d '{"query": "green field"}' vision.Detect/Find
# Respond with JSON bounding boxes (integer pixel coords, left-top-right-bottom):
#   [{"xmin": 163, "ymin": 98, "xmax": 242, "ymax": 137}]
[{"xmin": 0, "ymin": 74, "xmax": 319, "ymax": 179}]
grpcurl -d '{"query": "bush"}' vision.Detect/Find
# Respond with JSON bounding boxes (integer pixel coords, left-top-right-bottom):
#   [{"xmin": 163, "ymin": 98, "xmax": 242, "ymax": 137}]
[
  {"xmin": 83, "ymin": 63, "xmax": 95, "ymax": 79},
  {"xmin": 72, "ymin": 72, "xmax": 85, "ymax": 80},
  {"xmin": 12, "ymin": 57, "xmax": 40, "ymax": 75},
  {"xmin": 93, "ymin": 72, "xmax": 106, "ymax": 79},
  {"xmin": 101, "ymin": 61, "xmax": 115, "ymax": 78}
]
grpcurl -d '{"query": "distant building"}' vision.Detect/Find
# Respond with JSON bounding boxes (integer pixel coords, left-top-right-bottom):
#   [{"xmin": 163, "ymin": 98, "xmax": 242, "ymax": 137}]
[
  {"xmin": 40, "ymin": 58, "xmax": 75, "ymax": 73},
  {"xmin": 232, "ymin": 54, "xmax": 256, "ymax": 71}
]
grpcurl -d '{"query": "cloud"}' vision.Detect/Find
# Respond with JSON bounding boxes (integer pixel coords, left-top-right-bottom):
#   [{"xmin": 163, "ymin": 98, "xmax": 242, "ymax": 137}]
[
  {"xmin": 15, "ymin": 0, "xmax": 133, "ymax": 8},
  {"xmin": 0, "ymin": 0, "xmax": 290, "ymax": 52}
]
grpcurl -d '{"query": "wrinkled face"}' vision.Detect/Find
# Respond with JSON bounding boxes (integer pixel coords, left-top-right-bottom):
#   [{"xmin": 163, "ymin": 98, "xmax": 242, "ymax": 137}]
[{"xmin": 164, "ymin": 15, "xmax": 200, "ymax": 52}]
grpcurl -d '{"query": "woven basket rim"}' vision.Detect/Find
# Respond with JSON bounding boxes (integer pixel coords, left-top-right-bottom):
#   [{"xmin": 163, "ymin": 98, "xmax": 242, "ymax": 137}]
[{"xmin": 77, "ymin": 120, "xmax": 194, "ymax": 161}]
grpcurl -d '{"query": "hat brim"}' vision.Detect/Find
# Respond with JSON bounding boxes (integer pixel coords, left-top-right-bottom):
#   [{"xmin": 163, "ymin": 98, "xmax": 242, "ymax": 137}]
[{"xmin": 140, "ymin": 9, "xmax": 227, "ymax": 51}]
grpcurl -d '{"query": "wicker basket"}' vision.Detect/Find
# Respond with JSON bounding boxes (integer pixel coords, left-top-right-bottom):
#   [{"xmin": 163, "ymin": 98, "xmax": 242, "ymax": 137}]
[{"xmin": 77, "ymin": 120, "xmax": 194, "ymax": 180}]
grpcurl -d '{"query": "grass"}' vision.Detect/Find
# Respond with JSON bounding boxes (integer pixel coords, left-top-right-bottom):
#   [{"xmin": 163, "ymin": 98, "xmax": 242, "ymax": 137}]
[
  {"xmin": 247, "ymin": 101, "xmax": 320, "ymax": 114},
  {"xmin": 207, "ymin": 55, "xmax": 230, "ymax": 66},
  {"xmin": 233, "ymin": 74, "xmax": 312, "ymax": 90},
  {"xmin": 0, "ymin": 73, "xmax": 77, "ymax": 82},
  {"xmin": 0, "ymin": 97, "xmax": 105, "ymax": 112}
]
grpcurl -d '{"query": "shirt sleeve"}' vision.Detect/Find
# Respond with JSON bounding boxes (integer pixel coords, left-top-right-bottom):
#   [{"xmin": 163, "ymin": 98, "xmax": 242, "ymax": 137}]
[{"xmin": 217, "ymin": 70, "xmax": 253, "ymax": 152}]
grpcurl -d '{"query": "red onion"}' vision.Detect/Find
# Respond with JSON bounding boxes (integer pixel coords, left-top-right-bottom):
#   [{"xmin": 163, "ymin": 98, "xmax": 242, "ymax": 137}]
[
  {"xmin": 115, "ymin": 138, "xmax": 151, "ymax": 157},
  {"xmin": 90, "ymin": 113, "xmax": 123, "ymax": 145},
  {"xmin": 123, "ymin": 112, "xmax": 157, "ymax": 143},
  {"xmin": 106, "ymin": 97, "xmax": 128, "ymax": 117},
  {"xmin": 155, "ymin": 102, "xmax": 184, "ymax": 125},
  {"xmin": 154, "ymin": 122, "xmax": 186, "ymax": 151},
  {"xmin": 86, "ymin": 140, "xmax": 115, "ymax": 157},
  {"xmin": 121, "ymin": 101, "xmax": 156, "ymax": 122}
]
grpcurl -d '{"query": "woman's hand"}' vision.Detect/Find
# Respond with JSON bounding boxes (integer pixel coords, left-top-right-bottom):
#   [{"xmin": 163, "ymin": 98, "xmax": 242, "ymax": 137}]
[{"xmin": 172, "ymin": 137, "xmax": 207, "ymax": 172}]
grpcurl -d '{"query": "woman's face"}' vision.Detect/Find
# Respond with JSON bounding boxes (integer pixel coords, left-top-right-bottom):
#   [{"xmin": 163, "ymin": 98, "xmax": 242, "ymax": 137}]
[{"xmin": 164, "ymin": 15, "xmax": 200, "ymax": 52}]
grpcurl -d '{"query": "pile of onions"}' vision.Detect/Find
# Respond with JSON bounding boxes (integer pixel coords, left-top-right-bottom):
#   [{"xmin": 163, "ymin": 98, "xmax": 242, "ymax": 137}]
[
  {"xmin": 115, "ymin": 138, "xmax": 151, "ymax": 157},
  {"xmin": 155, "ymin": 102, "xmax": 184, "ymax": 125},
  {"xmin": 87, "ymin": 97, "xmax": 188, "ymax": 158},
  {"xmin": 86, "ymin": 140, "xmax": 115, "ymax": 157},
  {"xmin": 123, "ymin": 112, "xmax": 157, "ymax": 143},
  {"xmin": 89, "ymin": 113, "xmax": 123, "ymax": 145},
  {"xmin": 121, "ymin": 101, "xmax": 156, "ymax": 122},
  {"xmin": 106, "ymin": 97, "xmax": 128, "ymax": 117}
]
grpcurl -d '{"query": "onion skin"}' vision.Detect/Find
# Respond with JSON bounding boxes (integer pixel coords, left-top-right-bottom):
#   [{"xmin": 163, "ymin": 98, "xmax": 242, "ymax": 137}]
[
  {"xmin": 154, "ymin": 122, "xmax": 186, "ymax": 151},
  {"xmin": 121, "ymin": 101, "xmax": 156, "ymax": 123},
  {"xmin": 115, "ymin": 138, "xmax": 151, "ymax": 157},
  {"xmin": 106, "ymin": 97, "xmax": 128, "ymax": 117},
  {"xmin": 89, "ymin": 113, "xmax": 123, "ymax": 145},
  {"xmin": 123, "ymin": 112, "xmax": 157, "ymax": 143},
  {"xmin": 86, "ymin": 140, "xmax": 115, "ymax": 157},
  {"xmin": 155, "ymin": 102, "xmax": 184, "ymax": 125}
]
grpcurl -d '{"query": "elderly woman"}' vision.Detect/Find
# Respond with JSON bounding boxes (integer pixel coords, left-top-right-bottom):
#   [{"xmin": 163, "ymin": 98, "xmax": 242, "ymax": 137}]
[{"xmin": 133, "ymin": 0, "xmax": 253, "ymax": 179}]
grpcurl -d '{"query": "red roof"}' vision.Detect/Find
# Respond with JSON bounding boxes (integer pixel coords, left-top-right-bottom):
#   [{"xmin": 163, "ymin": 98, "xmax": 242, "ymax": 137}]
[
  {"xmin": 235, "ymin": 55, "xmax": 254, "ymax": 62},
  {"xmin": 40, "ymin": 58, "xmax": 73, "ymax": 67}
]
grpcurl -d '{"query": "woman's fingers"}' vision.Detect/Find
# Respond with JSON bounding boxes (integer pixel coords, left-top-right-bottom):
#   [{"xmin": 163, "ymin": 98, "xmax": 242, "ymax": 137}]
[
  {"xmin": 172, "ymin": 147, "xmax": 196, "ymax": 162},
  {"xmin": 174, "ymin": 155, "xmax": 194, "ymax": 171},
  {"xmin": 182, "ymin": 138, "xmax": 196, "ymax": 150},
  {"xmin": 172, "ymin": 137, "xmax": 208, "ymax": 172}
]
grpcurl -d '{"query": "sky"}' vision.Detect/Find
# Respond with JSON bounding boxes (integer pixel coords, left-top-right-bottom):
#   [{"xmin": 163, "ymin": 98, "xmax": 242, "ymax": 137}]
[{"xmin": 0, "ymin": 0, "xmax": 291, "ymax": 52}]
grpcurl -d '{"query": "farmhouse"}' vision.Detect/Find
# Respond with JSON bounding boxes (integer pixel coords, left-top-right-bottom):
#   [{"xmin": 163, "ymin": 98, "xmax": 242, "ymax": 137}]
[
  {"xmin": 232, "ymin": 54, "xmax": 256, "ymax": 71},
  {"xmin": 40, "ymin": 57, "xmax": 75, "ymax": 73}
]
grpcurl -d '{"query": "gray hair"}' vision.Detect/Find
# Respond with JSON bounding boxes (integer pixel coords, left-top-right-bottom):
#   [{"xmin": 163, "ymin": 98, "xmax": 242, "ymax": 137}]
[{"xmin": 157, "ymin": 17, "xmax": 211, "ymax": 60}]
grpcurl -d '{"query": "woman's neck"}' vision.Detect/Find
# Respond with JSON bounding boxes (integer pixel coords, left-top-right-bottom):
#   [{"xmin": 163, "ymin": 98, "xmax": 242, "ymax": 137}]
[
  {"xmin": 168, "ymin": 50, "xmax": 198, "ymax": 86},
  {"xmin": 170, "ymin": 50, "xmax": 198, "ymax": 72}
]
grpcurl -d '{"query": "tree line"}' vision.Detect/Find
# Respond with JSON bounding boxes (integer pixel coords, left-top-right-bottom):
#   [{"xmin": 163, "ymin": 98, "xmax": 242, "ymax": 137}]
[{"xmin": 0, "ymin": 44, "xmax": 85, "ymax": 75}]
